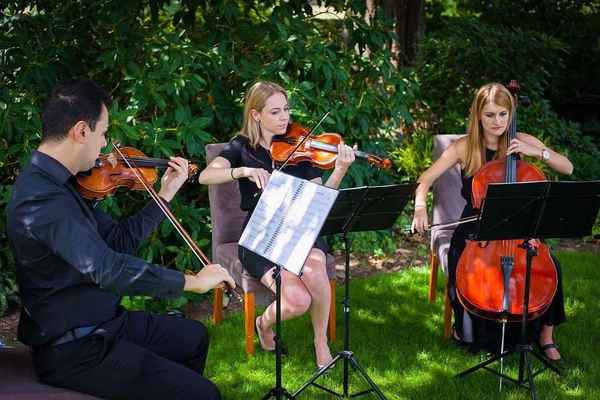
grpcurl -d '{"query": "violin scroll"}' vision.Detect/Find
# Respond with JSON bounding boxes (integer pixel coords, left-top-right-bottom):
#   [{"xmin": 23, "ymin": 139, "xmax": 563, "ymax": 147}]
[{"xmin": 364, "ymin": 154, "xmax": 392, "ymax": 170}]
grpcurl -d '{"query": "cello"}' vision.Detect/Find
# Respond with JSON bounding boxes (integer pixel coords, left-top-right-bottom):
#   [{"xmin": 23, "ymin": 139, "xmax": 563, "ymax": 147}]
[{"xmin": 455, "ymin": 81, "xmax": 558, "ymax": 323}]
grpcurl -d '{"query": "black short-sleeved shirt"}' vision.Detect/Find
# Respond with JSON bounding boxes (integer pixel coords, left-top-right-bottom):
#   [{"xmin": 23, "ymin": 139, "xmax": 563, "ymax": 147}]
[
  {"xmin": 219, "ymin": 135, "xmax": 322, "ymax": 212},
  {"xmin": 219, "ymin": 135, "xmax": 327, "ymax": 279}
]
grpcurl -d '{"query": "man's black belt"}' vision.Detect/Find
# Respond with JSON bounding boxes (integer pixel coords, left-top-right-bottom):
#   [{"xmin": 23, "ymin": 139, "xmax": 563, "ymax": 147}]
[{"xmin": 50, "ymin": 325, "xmax": 100, "ymax": 346}]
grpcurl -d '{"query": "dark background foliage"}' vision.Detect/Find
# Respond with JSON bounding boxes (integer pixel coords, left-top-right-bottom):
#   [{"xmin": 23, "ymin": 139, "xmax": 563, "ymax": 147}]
[{"xmin": 1, "ymin": 0, "xmax": 598, "ymax": 315}]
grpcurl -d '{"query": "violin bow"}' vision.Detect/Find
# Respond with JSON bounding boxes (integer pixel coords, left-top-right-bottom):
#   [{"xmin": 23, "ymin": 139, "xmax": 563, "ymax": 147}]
[
  {"xmin": 111, "ymin": 143, "xmax": 241, "ymax": 301},
  {"xmin": 405, "ymin": 215, "xmax": 480, "ymax": 234}
]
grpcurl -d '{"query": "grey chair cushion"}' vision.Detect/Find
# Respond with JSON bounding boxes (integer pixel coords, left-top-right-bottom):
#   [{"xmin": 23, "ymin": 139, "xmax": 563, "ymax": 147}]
[
  {"xmin": 206, "ymin": 143, "xmax": 336, "ymax": 306},
  {"xmin": 430, "ymin": 134, "xmax": 466, "ymax": 275},
  {"xmin": 0, "ymin": 345, "xmax": 101, "ymax": 399}
]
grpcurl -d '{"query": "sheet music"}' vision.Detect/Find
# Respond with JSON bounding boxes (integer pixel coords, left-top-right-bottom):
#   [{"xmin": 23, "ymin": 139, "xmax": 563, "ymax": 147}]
[{"xmin": 239, "ymin": 170, "xmax": 338, "ymax": 275}]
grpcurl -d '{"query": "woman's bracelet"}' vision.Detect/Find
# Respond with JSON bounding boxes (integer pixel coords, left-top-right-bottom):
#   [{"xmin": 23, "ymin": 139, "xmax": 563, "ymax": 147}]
[
  {"xmin": 415, "ymin": 204, "xmax": 426, "ymax": 209},
  {"xmin": 230, "ymin": 168, "xmax": 237, "ymax": 180}
]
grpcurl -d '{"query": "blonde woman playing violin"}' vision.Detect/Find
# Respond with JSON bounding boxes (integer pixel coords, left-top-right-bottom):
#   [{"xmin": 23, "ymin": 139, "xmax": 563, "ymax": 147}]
[{"xmin": 199, "ymin": 81, "xmax": 355, "ymax": 369}]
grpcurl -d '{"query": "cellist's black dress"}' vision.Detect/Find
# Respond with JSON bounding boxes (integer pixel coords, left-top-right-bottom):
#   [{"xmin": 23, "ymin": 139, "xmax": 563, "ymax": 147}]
[{"xmin": 447, "ymin": 148, "xmax": 566, "ymax": 353}]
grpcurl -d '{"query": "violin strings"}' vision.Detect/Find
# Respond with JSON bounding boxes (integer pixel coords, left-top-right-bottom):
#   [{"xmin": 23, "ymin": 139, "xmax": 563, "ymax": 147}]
[{"xmin": 115, "ymin": 156, "xmax": 170, "ymax": 166}]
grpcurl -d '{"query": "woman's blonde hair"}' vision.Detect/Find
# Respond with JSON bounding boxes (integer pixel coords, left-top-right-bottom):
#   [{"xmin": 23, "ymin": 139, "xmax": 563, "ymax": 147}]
[
  {"xmin": 240, "ymin": 81, "xmax": 288, "ymax": 148},
  {"xmin": 463, "ymin": 82, "xmax": 515, "ymax": 176}
]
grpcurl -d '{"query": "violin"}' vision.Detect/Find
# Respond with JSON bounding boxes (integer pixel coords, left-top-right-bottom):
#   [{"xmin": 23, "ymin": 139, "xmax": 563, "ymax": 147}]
[
  {"xmin": 99, "ymin": 144, "xmax": 241, "ymax": 302},
  {"xmin": 455, "ymin": 81, "xmax": 558, "ymax": 322},
  {"xmin": 75, "ymin": 146, "xmax": 199, "ymax": 200},
  {"xmin": 270, "ymin": 122, "xmax": 392, "ymax": 170}
]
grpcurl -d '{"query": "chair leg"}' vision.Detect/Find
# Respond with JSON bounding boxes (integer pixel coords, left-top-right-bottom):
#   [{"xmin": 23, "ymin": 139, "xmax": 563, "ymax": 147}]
[
  {"xmin": 244, "ymin": 291, "xmax": 256, "ymax": 356},
  {"xmin": 428, "ymin": 252, "xmax": 439, "ymax": 303},
  {"xmin": 328, "ymin": 279, "xmax": 336, "ymax": 342},
  {"xmin": 443, "ymin": 283, "xmax": 453, "ymax": 339},
  {"xmin": 213, "ymin": 287, "xmax": 223, "ymax": 325}
]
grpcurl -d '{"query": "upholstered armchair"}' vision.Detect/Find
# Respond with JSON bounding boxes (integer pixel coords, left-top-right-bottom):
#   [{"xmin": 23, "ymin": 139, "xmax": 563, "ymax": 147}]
[
  {"xmin": 205, "ymin": 143, "xmax": 337, "ymax": 355},
  {"xmin": 428, "ymin": 135, "xmax": 466, "ymax": 338}
]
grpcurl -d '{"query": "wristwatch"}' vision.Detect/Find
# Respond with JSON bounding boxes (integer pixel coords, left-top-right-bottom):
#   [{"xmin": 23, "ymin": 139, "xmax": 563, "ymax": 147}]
[{"xmin": 541, "ymin": 148, "xmax": 550, "ymax": 161}]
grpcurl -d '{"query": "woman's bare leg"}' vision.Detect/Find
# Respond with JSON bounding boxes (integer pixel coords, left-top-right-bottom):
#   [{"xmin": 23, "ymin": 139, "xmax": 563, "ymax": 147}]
[
  {"xmin": 539, "ymin": 324, "xmax": 561, "ymax": 360},
  {"xmin": 298, "ymin": 249, "xmax": 332, "ymax": 367},
  {"xmin": 256, "ymin": 249, "xmax": 332, "ymax": 366},
  {"xmin": 257, "ymin": 268, "xmax": 312, "ymax": 350}
]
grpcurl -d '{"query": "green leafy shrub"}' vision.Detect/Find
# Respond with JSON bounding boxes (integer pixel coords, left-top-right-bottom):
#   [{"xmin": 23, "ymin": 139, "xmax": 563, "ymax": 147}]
[
  {"xmin": 416, "ymin": 17, "xmax": 600, "ymax": 180},
  {"xmin": 0, "ymin": 1, "xmax": 417, "ymax": 314},
  {"xmin": 418, "ymin": 18, "xmax": 568, "ymax": 135}
]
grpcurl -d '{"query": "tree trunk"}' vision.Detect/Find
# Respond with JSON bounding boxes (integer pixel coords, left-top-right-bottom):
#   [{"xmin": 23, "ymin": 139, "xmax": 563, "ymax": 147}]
[{"xmin": 369, "ymin": 0, "xmax": 424, "ymax": 68}]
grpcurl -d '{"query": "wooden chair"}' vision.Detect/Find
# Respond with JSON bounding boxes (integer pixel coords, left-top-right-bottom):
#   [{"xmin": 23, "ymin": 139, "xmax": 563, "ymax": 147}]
[
  {"xmin": 0, "ymin": 344, "xmax": 101, "ymax": 399},
  {"xmin": 206, "ymin": 143, "xmax": 337, "ymax": 355},
  {"xmin": 428, "ymin": 134, "xmax": 466, "ymax": 339}
]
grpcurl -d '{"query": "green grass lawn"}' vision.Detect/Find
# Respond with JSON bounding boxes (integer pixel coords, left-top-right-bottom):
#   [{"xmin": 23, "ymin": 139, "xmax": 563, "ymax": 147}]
[{"xmin": 205, "ymin": 251, "xmax": 600, "ymax": 399}]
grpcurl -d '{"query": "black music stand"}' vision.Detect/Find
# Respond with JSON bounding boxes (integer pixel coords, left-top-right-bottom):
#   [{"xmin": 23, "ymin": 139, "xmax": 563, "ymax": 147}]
[
  {"xmin": 291, "ymin": 183, "xmax": 416, "ymax": 399},
  {"xmin": 457, "ymin": 180, "xmax": 600, "ymax": 400},
  {"xmin": 261, "ymin": 261, "xmax": 293, "ymax": 400}
]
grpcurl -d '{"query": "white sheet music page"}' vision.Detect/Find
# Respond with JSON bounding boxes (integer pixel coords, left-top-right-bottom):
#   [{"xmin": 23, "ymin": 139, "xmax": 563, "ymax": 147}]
[{"xmin": 238, "ymin": 170, "xmax": 338, "ymax": 275}]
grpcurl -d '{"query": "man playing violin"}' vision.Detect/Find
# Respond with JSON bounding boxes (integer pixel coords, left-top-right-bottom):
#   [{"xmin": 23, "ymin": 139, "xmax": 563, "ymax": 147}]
[
  {"xmin": 7, "ymin": 79, "xmax": 234, "ymax": 400},
  {"xmin": 198, "ymin": 80, "xmax": 355, "ymax": 370}
]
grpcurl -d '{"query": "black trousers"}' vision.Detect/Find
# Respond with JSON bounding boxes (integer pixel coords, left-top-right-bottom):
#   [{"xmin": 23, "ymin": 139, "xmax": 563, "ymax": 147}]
[{"xmin": 32, "ymin": 311, "xmax": 220, "ymax": 400}]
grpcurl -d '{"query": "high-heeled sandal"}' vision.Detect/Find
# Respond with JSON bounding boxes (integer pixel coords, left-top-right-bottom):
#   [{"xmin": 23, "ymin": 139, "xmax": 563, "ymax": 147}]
[
  {"xmin": 255, "ymin": 315, "xmax": 289, "ymax": 356},
  {"xmin": 314, "ymin": 345, "xmax": 334, "ymax": 373},
  {"xmin": 255, "ymin": 315, "xmax": 275, "ymax": 352}
]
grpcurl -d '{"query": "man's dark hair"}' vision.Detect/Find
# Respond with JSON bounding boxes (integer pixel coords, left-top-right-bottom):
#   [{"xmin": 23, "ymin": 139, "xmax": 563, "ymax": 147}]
[{"xmin": 41, "ymin": 79, "xmax": 112, "ymax": 142}]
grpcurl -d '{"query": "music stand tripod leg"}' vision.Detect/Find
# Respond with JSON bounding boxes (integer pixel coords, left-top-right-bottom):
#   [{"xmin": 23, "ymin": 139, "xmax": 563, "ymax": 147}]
[
  {"xmin": 262, "ymin": 265, "xmax": 293, "ymax": 400},
  {"xmin": 291, "ymin": 233, "xmax": 388, "ymax": 400}
]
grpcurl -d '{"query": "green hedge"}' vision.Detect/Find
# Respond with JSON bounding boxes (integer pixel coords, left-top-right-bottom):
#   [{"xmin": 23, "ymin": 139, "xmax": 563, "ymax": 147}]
[
  {"xmin": 2, "ymin": 3, "xmax": 597, "ymax": 316},
  {"xmin": 415, "ymin": 17, "xmax": 600, "ymax": 181},
  {"xmin": 0, "ymin": 1, "xmax": 415, "ymax": 314}
]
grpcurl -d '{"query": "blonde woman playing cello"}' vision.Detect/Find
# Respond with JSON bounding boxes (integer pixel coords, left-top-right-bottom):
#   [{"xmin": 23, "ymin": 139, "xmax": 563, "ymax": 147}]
[{"xmin": 412, "ymin": 82, "xmax": 573, "ymax": 361}]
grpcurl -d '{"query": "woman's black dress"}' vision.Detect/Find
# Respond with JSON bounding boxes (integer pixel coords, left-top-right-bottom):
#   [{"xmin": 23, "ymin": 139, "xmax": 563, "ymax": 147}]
[
  {"xmin": 447, "ymin": 148, "xmax": 566, "ymax": 353},
  {"xmin": 218, "ymin": 135, "xmax": 329, "ymax": 280}
]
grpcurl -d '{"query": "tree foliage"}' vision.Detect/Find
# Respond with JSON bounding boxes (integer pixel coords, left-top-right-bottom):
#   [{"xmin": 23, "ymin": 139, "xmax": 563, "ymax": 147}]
[
  {"xmin": 0, "ymin": 0, "xmax": 416, "ymax": 313},
  {"xmin": 416, "ymin": 16, "xmax": 600, "ymax": 181}
]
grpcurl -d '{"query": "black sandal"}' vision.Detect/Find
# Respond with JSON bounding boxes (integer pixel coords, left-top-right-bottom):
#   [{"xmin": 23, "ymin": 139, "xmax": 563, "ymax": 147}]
[
  {"xmin": 538, "ymin": 342, "xmax": 565, "ymax": 366},
  {"xmin": 450, "ymin": 325, "xmax": 467, "ymax": 347},
  {"xmin": 539, "ymin": 342, "xmax": 560, "ymax": 357}
]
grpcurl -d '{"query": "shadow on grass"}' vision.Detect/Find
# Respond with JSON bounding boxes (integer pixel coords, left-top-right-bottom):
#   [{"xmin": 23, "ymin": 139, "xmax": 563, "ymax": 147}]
[{"xmin": 206, "ymin": 251, "xmax": 600, "ymax": 399}]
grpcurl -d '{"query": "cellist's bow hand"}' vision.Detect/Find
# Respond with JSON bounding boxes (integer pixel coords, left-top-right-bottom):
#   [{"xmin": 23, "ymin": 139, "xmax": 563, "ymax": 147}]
[
  {"xmin": 159, "ymin": 157, "xmax": 189, "ymax": 202},
  {"xmin": 411, "ymin": 205, "xmax": 429, "ymax": 234},
  {"xmin": 184, "ymin": 263, "xmax": 236, "ymax": 295}
]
